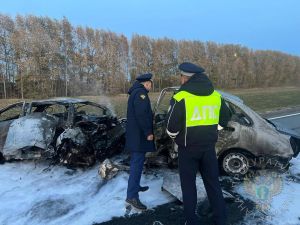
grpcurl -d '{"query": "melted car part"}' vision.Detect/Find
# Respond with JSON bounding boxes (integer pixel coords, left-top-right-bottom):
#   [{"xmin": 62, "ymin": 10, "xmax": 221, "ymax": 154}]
[
  {"xmin": 56, "ymin": 127, "xmax": 86, "ymax": 147},
  {"xmin": 98, "ymin": 158, "xmax": 129, "ymax": 180},
  {"xmin": 99, "ymin": 159, "xmax": 120, "ymax": 180},
  {"xmin": 2, "ymin": 113, "xmax": 58, "ymax": 160},
  {"xmin": 161, "ymin": 170, "xmax": 207, "ymax": 202},
  {"xmin": 57, "ymin": 138, "xmax": 95, "ymax": 167},
  {"xmin": 161, "ymin": 170, "xmax": 234, "ymax": 202},
  {"xmin": 56, "ymin": 127, "xmax": 95, "ymax": 167}
]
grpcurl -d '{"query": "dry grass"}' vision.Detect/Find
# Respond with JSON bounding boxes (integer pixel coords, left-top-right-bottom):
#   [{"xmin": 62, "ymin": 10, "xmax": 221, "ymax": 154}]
[
  {"xmin": 0, "ymin": 99, "xmax": 26, "ymax": 110},
  {"xmin": 224, "ymin": 86, "xmax": 300, "ymax": 112},
  {"xmin": 1, "ymin": 86, "xmax": 300, "ymax": 117}
]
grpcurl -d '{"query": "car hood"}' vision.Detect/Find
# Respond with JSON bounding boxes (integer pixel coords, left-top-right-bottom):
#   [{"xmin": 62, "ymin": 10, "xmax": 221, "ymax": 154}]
[
  {"xmin": 1, "ymin": 113, "xmax": 58, "ymax": 159},
  {"xmin": 264, "ymin": 118, "xmax": 300, "ymax": 139},
  {"xmin": 275, "ymin": 125, "xmax": 300, "ymax": 139}
]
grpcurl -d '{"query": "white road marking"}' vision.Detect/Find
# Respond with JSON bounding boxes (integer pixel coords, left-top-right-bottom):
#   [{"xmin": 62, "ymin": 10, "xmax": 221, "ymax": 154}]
[{"xmin": 269, "ymin": 112, "xmax": 300, "ymax": 120}]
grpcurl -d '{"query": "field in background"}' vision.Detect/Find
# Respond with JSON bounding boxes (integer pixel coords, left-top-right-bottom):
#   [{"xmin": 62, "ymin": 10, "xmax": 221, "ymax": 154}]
[
  {"xmin": 0, "ymin": 87, "xmax": 300, "ymax": 117},
  {"xmin": 228, "ymin": 86, "xmax": 300, "ymax": 112}
]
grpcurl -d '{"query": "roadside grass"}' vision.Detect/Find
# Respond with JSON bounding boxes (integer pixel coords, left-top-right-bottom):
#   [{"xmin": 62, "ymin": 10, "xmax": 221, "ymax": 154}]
[
  {"xmin": 1, "ymin": 87, "xmax": 299, "ymax": 117},
  {"xmin": 227, "ymin": 87, "xmax": 300, "ymax": 112},
  {"xmin": 0, "ymin": 99, "xmax": 26, "ymax": 110}
]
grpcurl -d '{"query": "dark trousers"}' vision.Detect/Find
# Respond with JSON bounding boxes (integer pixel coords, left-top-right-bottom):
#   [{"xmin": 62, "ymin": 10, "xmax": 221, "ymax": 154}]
[
  {"xmin": 127, "ymin": 152, "xmax": 146, "ymax": 199},
  {"xmin": 178, "ymin": 145, "xmax": 227, "ymax": 225}
]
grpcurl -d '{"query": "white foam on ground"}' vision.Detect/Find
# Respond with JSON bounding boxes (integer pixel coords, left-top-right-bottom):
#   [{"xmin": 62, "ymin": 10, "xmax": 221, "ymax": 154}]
[
  {"xmin": 2, "ymin": 157, "xmax": 300, "ymax": 225},
  {"xmin": 0, "ymin": 162, "xmax": 174, "ymax": 225}
]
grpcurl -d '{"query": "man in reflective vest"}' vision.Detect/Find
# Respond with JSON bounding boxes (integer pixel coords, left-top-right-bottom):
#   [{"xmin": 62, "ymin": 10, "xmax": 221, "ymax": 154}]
[{"xmin": 166, "ymin": 62, "xmax": 231, "ymax": 225}]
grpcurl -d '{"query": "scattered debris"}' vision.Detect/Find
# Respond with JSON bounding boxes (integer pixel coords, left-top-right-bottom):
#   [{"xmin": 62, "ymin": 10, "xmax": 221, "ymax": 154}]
[{"xmin": 99, "ymin": 158, "xmax": 129, "ymax": 180}]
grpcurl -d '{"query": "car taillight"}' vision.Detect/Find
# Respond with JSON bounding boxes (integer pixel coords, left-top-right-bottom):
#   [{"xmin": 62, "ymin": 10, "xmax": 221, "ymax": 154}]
[{"xmin": 290, "ymin": 137, "xmax": 300, "ymax": 157}]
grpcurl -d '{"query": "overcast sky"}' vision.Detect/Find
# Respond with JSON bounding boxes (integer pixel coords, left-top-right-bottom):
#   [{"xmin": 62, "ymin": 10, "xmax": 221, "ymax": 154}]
[{"xmin": 1, "ymin": 0, "xmax": 299, "ymax": 56}]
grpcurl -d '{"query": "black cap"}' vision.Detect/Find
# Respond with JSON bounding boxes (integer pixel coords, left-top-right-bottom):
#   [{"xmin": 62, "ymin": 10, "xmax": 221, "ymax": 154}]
[
  {"xmin": 179, "ymin": 62, "xmax": 205, "ymax": 76},
  {"xmin": 136, "ymin": 73, "xmax": 153, "ymax": 82}
]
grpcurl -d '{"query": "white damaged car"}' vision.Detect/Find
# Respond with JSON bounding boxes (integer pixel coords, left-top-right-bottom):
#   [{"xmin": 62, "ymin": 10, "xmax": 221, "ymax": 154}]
[{"xmin": 152, "ymin": 87, "xmax": 300, "ymax": 175}]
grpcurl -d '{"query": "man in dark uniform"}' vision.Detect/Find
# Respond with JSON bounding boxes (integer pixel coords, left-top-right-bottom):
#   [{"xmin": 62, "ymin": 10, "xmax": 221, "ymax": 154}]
[
  {"xmin": 125, "ymin": 73, "xmax": 156, "ymax": 210},
  {"xmin": 166, "ymin": 62, "xmax": 231, "ymax": 225}
]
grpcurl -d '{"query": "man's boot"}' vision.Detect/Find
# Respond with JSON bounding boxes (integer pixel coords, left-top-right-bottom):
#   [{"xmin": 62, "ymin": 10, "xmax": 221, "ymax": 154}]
[
  {"xmin": 139, "ymin": 186, "xmax": 149, "ymax": 192},
  {"xmin": 126, "ymin": 198, "xmax": 147, "ymax": 210}
]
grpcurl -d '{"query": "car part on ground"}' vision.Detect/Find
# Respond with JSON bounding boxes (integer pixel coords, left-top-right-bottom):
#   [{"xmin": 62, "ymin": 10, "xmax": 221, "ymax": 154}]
[
  {"xmin": 161, "ymin": 170, "xmax": 235, "ymax": 202},
  {"xmin": 98, "ymin": 158, "xmax": 130, "ymax": 180}
]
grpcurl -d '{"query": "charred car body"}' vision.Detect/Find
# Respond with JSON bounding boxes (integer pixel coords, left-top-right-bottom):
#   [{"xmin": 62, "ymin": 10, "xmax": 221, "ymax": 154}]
[
  {"xmin": 151, "ymin": 87, "xmax": 300, "ymax": 175},
  {"xmin": 0, "ymin": 98, "xmax": 125, "ymax": 167}
]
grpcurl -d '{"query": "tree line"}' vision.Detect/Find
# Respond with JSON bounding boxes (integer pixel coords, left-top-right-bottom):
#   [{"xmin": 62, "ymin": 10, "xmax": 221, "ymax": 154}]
[{"xmin": 0, "ymin": 14, "xmax": 300, "ymax": 99}]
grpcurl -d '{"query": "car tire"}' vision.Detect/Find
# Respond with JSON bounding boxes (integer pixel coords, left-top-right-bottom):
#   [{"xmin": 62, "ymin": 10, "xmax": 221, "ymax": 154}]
[{"xmin": 221, "ymin": 151, "xmax": 250, "ymax": 176}]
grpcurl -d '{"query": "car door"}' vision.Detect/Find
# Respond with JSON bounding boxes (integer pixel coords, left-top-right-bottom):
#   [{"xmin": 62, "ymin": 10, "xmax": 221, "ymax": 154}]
[
  {"xmin": 153, "ymin": 89, "xmax": 176, "ymax": 152},
  {"xmin": 216, "ymin": 100, "xmax": 255, "ymax": 155}
]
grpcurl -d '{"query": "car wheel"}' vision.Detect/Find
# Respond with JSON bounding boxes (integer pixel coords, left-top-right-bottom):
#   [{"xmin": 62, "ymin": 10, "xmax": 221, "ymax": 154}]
[{"xmin": 222, "ymin": 151, "xmax": 249, "ymax": 175}]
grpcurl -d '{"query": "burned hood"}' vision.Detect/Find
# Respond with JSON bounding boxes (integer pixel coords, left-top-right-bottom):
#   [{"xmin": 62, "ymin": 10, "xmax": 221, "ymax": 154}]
[
  {"xmin": 276, "ymin": 126, "xmax": 300, "ymax": 139},
  {"xmin": 265, "ymin": 118, "xmax": 300, "ymax": 139},
  {"xmin": 2, "ymin": 113, "xmax": 58, "ymax": 159}
]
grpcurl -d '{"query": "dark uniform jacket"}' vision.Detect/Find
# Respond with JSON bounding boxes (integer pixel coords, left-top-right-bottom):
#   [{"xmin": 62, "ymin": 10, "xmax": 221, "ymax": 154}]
[
  {"xmin": 166, "ymin": 73, "xmax": 231, "ymax": 149},
  {"xmin": 125, "ymin": 81, "xmax": 155, "ymax": 152}
]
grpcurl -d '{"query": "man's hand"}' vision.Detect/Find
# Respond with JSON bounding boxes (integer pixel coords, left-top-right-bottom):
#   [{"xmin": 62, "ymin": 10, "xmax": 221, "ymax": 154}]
[{"xmin": 147, "ymin": 134, "xmax": 154, "ymax": 141}]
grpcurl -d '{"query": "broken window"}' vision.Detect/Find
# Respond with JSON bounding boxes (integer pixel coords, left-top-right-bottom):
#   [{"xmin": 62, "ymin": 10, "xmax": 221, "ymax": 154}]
[
  {"xmin": 228, "ymin": 102, "xmax": 252, "ymax": 126},
  {"xmin": 0, "ymin": 102, "xmax": 24, "ymax": 122},
  {"xmin": 74, "ymin": 103, "xmax": 107, "ymax": 117}
]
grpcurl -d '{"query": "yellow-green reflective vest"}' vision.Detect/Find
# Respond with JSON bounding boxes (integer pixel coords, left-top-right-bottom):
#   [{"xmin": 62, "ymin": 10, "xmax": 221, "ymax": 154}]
[{"xmin": 173, "ymin": 90, "xmax": 221, "ymax": 127}]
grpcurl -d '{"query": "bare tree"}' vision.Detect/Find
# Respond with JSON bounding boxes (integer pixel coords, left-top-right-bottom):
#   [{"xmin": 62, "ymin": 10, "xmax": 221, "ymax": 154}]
[{"xmin": 0, "ymin": 14, "xmax": 299, "ymax": 99}]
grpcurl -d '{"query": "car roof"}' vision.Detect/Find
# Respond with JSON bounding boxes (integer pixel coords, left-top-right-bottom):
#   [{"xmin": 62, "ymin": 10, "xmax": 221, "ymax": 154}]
[
  {"xmin": 218, "ymin": 91, "xmax": 243, "ymax": 104},
  {"xmin": 31, "ymin": 98, "xmax": 89, "ymax": 105}
]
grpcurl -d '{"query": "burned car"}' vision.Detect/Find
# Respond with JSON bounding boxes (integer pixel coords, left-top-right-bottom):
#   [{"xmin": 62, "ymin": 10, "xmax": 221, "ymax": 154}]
[
  {"xmin": 0, "ymin": 98, "xmax": 125, "ymax": 167},
  {"xmin": 150, "ymin": 87, "xmax": 300, "ymax": 175}
]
